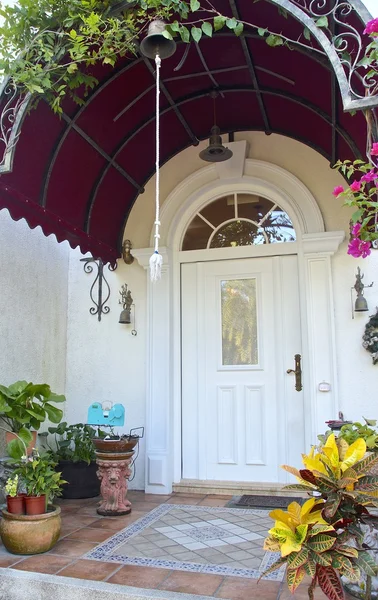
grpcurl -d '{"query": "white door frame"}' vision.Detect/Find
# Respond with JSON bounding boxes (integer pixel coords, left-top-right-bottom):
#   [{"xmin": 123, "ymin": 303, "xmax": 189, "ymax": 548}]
[{"xmin": 133, "ymin": 159, "xmax": 345, "ymax": 494}]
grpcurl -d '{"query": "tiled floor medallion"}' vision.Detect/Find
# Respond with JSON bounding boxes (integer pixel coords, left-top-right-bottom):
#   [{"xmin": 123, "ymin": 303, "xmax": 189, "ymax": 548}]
[{"xmin": 84, "ymin": 503, "xmax": 284, "ymax": 581}]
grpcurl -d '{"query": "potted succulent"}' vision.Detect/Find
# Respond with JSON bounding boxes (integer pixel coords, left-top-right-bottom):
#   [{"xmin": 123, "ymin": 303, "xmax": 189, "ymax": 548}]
[
  {"xmin": 40, "ymin": 422, "xmax": 102, "ymax": 499},
  {"xmin": 4, "ymin": 474, "xmax": 24, "ymax": 515},
  {"xmin": 262, "ymin": 434, "xmax": 378, "ymax": 600},
  {"xmin": 0, "ymin": 380, "xmax": 65, "ymax": 455}
]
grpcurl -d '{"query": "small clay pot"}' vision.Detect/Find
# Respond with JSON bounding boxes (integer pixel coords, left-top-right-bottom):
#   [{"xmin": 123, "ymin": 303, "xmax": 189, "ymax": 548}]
[
  {"xmin": 0, "ymin": 506, "xmax": 61, "ymax": 554},
  {"xmin": 6, "ymin": 495, "xmax": 25, "ymax": 515},
  {"xmin": 24, "ymin": 495, "xmax": 46, "ymax": 515}
]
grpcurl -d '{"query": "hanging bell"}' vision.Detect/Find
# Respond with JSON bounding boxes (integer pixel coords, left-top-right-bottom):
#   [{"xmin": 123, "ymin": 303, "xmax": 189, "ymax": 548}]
[
  {"xmin": 199, "ymin": 126, "xmax": 233, "ymax": 163},
  {"xmin": 119, "ymin": 307, "xmax": 132, "ymax": 324},
  {"xmin": 355, "ymin": 294, "xmax": 369, "ymax": 312},
  {"xmin": 140, "ymin": 20, "xmax": 176, "ymax": 60}
]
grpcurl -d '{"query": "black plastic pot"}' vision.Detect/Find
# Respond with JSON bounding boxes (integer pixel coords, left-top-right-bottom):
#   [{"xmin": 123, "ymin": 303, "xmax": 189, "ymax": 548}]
[{"xmin": 58, "ymin": 461, "xmax": 100, "ymax": 499}]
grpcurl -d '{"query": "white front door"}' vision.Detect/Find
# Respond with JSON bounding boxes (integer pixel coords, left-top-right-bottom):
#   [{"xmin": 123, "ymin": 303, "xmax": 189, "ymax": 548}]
[{"xmin": 181, "ymin": 255, "xmax": 305, "ymax": 483}]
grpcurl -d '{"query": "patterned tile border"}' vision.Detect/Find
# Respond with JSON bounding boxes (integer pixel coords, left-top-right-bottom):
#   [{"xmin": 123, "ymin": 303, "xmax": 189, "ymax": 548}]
[{"xmin": 84, "ymin": 504, "xmax": 284, "ymax": 581}]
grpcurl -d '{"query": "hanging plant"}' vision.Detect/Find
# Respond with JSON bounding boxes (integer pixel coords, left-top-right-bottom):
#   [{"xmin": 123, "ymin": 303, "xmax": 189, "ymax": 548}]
[{"xmin": 362, "ymin": 308, "xmax": 378, "ymax": 364}]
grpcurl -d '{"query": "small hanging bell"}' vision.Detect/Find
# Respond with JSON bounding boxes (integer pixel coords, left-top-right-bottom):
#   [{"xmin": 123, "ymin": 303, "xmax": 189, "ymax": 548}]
[{"xmin": 140, "ymin": 20, "xmax": 176, "ymax": 60}]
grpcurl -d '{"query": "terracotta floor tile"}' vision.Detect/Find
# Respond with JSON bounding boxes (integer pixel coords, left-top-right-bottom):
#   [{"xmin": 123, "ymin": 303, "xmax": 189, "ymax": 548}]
[
  {"xmin": 206, "ymin": 495, "xmax": 234, "ymax": 500},
  {"xmin": 130, "ymin": 502, "xmax": 161, "ymax": 512},
  {"xmin": 58, "ymin": 559, "xmax": 119, "ymax": 581},
  {"xmin": 167, "ymin": 496, "xmax": 202, "ymax": 505},
  {"xmin": 10, "ymin": 555, "xmax": 73, "ymax": 574},
  {"xmin": 89, "ymin": 512, "xmax": 145, "ymax": 530},
  {"xmin": 66, "ymin": 527, "xmax": 116, "ymax": 543},
  {"xmin": 60, "ymin": 515, "xmax": 100, "ymax": 528},
  {"xmin": 59, "ymin": 505, "xmax": 80, "ymax": 514},
  {"xmin": 47, "ymin": 539, "xmax": 98, "ymax": 557},
  {"xmin": 108, "ymin": 565, "xmax": 172, "ymax": 588},
  {"xmin": 172, "ymin": 493, "xmax": 208, "ymax": 499},
  {"xmin": 216, "ymin": 577, "xmax": 281, "ymax": 600},
  {"xmin": 159, "ymin": 571, "xmax": 224, "ymax": 595},
  {"xmin": 59, "ymin": 526, "xmax": 81, "ymax": 539},
  {"xmin": 197, "ymin": 498, "xmax": 229, "ymax": 507},
  {"xmin": 143, "ymin": 494, "xmax": 173, "ymax": 503},
  {"xmin": 74, "ymin": 506, "xmax": 102, "ymax": 517},
  {"xmin": 0, "ymin": 556, "xmax": 24, "ymax": 568}
]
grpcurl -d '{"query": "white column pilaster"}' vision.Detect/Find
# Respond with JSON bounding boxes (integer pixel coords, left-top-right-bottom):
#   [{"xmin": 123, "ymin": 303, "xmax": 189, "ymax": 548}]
[{"xmin": 133, "ymin": 248, "xmax": 172, "ymax": 494}]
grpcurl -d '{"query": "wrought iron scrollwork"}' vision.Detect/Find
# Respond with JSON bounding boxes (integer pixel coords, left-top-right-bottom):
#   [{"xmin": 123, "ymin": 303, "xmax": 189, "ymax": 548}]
[
  {"xmin": 80, "ymin": 256, "xmax": 117, "ymax": 321},
  {"xmin": 0, "ymin": 82, "xmax": 29, "ymax": 171}
]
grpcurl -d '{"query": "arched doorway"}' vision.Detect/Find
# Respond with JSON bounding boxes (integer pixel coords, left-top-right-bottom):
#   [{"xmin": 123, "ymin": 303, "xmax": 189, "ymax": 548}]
[{"xmin": 134, "ymin": 158, "xmax": 346, "ymax": 494}]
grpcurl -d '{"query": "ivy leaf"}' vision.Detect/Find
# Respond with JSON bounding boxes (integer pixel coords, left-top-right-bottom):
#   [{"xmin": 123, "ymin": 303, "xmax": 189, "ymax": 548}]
[
  {"xmin": 162, "ymin": 29, "xmax": 173, "ymax": 40},
  {"xmin": 191, "ymin": 27, "xmax": 202, "ymax": 43},
  {"xmin": 190, "ymin": 0, "xmax": 200, "ymax": 12},
  {"xmin": 234, "ymin": 22, "xmax": 243, "ymax": 36},
  {"xmin": 257, "ymin": 27, "xmax": 267, "ymax": 37},
  {"xmin": 304, "ymin": 28, "xmax": 311, "ymax": 41},
  {"xmin": 316, "ymin": 16, "xmax": 329, "ymax": 28},
  {"xmin": 226, "ymin": 17, "xmax": 238, "ymax": 30},
  {"xmin": 266, "ymin": 34, "xmax": 284, "ymax": 47},
  {"xmin": 214, "ymin": 16, "xmax": 226, "ymax": 31},
  {"xmin": 179, "ymin": 26, "xmax": 190, "ymax": 43},
  {"xmin": 201, "ymin": 22, "xmax": 213, "ymax": 37}
]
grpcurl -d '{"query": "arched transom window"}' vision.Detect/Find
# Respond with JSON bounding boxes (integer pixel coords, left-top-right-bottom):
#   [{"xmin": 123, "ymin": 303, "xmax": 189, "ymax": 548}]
[{"xmin": 182, "ymin": 193, "xmax": 296, "ymax": 251}]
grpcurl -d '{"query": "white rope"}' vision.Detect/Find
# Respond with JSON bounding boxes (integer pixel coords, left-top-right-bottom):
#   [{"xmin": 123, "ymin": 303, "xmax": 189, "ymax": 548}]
[{"xmin": 149, "ymin": 54, "xmax": 163, "ymax": 282}]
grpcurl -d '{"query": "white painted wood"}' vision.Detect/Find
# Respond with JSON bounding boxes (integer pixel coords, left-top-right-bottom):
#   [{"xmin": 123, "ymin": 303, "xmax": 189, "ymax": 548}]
[
  {"xmin": 215, "ymin": 141, "xmax": 249, "ymax": 180},
  {"xmin": 182, "ymin": 256, "xmax": 304, "ymax": 483}
]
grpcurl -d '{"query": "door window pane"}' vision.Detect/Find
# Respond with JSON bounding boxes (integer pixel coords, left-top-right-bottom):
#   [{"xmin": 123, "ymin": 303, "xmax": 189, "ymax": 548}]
[{"xmin": 221, "ymin": 279, "xmax": 258, "ymax": 366}]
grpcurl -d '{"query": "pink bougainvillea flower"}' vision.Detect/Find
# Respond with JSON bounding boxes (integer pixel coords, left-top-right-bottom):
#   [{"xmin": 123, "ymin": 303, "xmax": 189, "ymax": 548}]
[
  {"xmin": 364, "ymin": 18, "xmax": 378, "ymax": 35},
  {"xmin": 352, "ymin": 222, "xmax": 362, "ymax": 236},
  {"xmin": 361, "ymin": 170, "xmax": 377, "ymax": 183},
  {"xmin": 371, "ymin": 142, "xmax": 378, "ymax": 156},
  {"xmin": 347, "ymin": 237, "xmax": 371, "ymax": 259},
  {"xmin": 350, "ymin": 180, "xmax": 362, "ymax": 192},
  {"xmin": 333, "ymin": 185, "xmax": 344, "ymax": 197}
]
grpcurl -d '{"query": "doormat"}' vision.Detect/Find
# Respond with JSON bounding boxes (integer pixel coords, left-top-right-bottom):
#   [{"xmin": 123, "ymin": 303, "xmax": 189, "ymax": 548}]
[
  {"xmin": 84, "ymin": 503, "xmax": 285, "ymax": 581},
  {"xmin": 226, "ymin": 495, "xmax": 304, "ymax": 509}
]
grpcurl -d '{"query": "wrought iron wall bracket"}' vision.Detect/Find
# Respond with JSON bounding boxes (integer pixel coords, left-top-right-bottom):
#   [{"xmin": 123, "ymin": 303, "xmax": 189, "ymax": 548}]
[{"xmin": 80, "ymin": 257, "xmax": 117, "ymax": 321}]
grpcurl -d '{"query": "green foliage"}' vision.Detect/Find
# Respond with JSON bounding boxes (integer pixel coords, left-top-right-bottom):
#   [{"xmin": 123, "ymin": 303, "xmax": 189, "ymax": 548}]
[
  {"xmin": 319, "ymin": 418, "xmax": 378, "ymax": 451},
  {"xmin": 0, "ymin": 380, "xmax": 65, "ymax": 460},
  {"xmin": 43, "ymin": 422, "xmax": 100, "ymax": 464},
  {"xmin": 13, "ymin": 451, "xmax": 67, "ymax": 502}
]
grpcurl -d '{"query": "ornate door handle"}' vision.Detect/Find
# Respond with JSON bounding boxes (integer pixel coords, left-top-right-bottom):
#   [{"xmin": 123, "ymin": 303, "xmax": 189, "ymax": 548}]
[{"xmin": 286, "ymin": 354, "xmax": 302, "ymax": 392}]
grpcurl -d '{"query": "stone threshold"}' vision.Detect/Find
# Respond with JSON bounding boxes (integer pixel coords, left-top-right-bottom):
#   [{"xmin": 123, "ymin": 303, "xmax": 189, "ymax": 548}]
[
  {"xmin": 0, "ymin": 568, "xmax": 223, "ymax": 600},
  {"xmin": 173, "ymin": 480, "xmax": 306, "ymax": 498}
]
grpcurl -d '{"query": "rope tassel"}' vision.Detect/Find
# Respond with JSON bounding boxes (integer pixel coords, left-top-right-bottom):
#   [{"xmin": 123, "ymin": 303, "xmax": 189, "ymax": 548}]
[{"xmin": 150, "ymin": 54, "xmax": 162, "ymax": 282}]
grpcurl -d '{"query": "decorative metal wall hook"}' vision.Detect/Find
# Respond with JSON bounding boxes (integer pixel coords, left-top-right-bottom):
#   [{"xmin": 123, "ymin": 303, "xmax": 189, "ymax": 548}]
[
  {"xmin": 351, "ymin": 266, "xmax": 374, "ymax": 319},
  {"xmin": 122, "ymin": 239, "xmax": 134, "ymax": 265},
  {"xmin": 80, "ymin": 256, "xmax": 117, "ymax": 321}
]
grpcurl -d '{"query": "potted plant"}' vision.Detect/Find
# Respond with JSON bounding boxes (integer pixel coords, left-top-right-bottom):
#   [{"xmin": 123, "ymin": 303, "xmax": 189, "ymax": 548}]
[
  {"xmin": 4, "ymin": 474, "xmax": 24, "ymax": 515},
  {"xmin": 0, "ymin": 380, "xmax": 65, "ymax": 455},
  {"xmin": 0, "ymin": 450, "xmax": 65, "ymax": 554},
  {"xmin": 41, "ymin": 422, "xmax": 101, "ymax": 499},
  {"xmin": 262, "ymin": 434, "xmax": 378, "ymax": 600}
]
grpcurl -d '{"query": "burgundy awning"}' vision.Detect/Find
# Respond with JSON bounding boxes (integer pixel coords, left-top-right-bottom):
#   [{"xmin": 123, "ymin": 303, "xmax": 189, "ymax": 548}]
[{"xmin": 0, "ymin": 0, "xmax": 370, "ymax": 263}]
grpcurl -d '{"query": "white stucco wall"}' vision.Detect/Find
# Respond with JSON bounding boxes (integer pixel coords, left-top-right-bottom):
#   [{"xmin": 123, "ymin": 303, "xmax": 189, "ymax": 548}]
[
  {"xmin": 65, "ymin": 250, "xmax": 146, "ymax": 490},
  {"xmin": 0, "ymin": 209, "xmax": 69, "ymax": 452}
]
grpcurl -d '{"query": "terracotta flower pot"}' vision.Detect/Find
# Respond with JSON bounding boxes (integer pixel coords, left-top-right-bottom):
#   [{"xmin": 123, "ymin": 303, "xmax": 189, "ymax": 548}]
[
  {"xmin": 5, "ymin": 431, "xmax": 37, "ymax": 456},
  {"xmin": 0, "ymin": 506, "xmax": 61, "ymax": 555},
  {"xmin": 93, "ymin": 437, "xmax": 139, "ymax": 453},
  {"xmin": 24, "ymin": 495, "xmax": 46, "ymax": 515},
  {"xmin": 6, "ymin": 495, "xmax": 25, "ymax": 515}
]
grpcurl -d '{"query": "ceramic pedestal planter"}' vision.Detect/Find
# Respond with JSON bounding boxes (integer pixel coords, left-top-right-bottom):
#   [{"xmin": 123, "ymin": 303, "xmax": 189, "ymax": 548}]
[
  {"xmin": 0, "ymin": 505, "xmax": 61, "ymax": 554},
  {"xmin": 95, "ymin": 448, "xmax": 134, "ymax": 516}
]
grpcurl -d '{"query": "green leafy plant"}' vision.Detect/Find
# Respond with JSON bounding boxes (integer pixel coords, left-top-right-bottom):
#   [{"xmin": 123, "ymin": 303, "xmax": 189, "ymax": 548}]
[
  {"xmin": 13, "ymin": 451, "xmax": 67, "ymax": 503},
  {"xmin": 263, "ymin": 435, "xmax": 378, "ymax": 600},
  {"xmin": 0, "ymin": 380, "xmax": 65, "ymax": 456},
  {"xmin": 318, "ymin": 418, "xmax": 378, "ymax": 451},
  {"xmin": 42, "ymin": 422, "xmax": 100, "ymax": 464},
  {"xmin": 4, "ymin": 474, "xmax": 19, "ymax": 497}
]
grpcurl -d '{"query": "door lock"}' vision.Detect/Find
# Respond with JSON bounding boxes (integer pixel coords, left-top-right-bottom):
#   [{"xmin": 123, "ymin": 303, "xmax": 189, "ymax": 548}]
[{"xmin": 286, "ymin": 354, "xmax": 302, "ymax": 392}]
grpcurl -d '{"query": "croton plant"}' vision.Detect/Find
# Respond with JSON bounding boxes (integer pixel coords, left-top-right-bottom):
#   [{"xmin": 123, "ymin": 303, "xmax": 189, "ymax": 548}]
[{"xmin": 262, "ymin": 435, "xmax": 378, "ymax": 600}]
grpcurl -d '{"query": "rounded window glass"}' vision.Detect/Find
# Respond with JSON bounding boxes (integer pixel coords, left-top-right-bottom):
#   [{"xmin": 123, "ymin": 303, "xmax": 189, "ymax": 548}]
[{"xmin": 181, "ymin": 194, "xmax": 296, "ymax": 251}]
